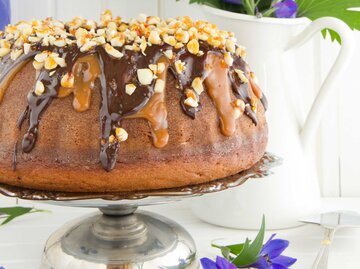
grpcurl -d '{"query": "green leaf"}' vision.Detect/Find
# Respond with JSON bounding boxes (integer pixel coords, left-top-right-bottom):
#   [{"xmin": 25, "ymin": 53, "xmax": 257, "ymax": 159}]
[
  {"xmin": 0, "ymin": 207, "xmax": 49, "ymax": 225},
  {"xmin": 231, "ymin": 238, "xmax": 252, "ymax": 265},
  {"xmin": 220, "ymin": 246, "xmax": 232, "ymax": 259},
  {"xmin": 0, "ymin": 207, "xmax": 33, "ymax": 225},
  {"xmin": 297, "ymin": 0, "xmax": 360, "ymax": 44},
  {"xmin": 231, "ymin": 215, "xmax": 266, "ymax": 267},
  {"xmin": 212, "ymin": 242, "xmax": 247, "ymax": 259},
  {"xmin": 225, "ymin": 243, "xmax": 246, "ymax": 255}
]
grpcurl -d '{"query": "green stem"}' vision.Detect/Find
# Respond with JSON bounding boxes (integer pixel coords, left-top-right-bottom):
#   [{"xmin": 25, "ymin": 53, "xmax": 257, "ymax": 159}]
[
  {"xmin": 243, "ymin": 0, "xmax": 255, "ymax": 15},
  {"xmin": 211, "ymin": 243, "xmax": 223, "ymax": 249},
  {"xmin": 262, "ymin": 7, "xmax": 277, "ymax": 17}
]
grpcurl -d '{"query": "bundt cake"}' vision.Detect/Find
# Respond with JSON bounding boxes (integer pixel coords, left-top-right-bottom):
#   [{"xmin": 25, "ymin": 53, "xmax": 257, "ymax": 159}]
[{"xmin": 0, "ymin": 11, "xmax": 268, "ymax": 192}]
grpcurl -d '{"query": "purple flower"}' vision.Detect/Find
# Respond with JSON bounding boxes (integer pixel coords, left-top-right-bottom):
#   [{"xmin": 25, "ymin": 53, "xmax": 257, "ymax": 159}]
[
  {"xmin": 250, "ymin": 234, "xmax": 297, "ymax": 269},
  {"xmin": 201, "ymin": 256, "xmax": 236, "ymax": 269},
  {"xmin": 223, "ymin": 0, "xmax": 242, "ymax": 5},
  {"xmin": 0, "ymin": 0, "xmax": 10, "ymax": 30},
  {"xmin": 273, "ymin": 0, "xmax": 298, "ymax": 18}
]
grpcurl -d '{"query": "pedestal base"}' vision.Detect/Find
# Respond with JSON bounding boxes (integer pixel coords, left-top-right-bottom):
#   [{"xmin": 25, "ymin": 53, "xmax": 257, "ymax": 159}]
[{"xmin": 39, "ymin": 206, "xmax": 198, "ymax": 269}]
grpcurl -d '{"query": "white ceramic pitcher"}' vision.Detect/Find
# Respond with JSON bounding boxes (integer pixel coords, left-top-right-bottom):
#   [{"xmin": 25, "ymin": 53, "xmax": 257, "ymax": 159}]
[{"xmin": 190, "ymin": 6, "xmax": 355, "ymax": 229}]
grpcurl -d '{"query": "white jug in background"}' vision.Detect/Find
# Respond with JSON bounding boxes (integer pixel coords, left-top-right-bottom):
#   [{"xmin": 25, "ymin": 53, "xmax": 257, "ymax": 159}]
[{"xmin": 190, "ymin": 6, "xmax": 355, "ymax": 229}]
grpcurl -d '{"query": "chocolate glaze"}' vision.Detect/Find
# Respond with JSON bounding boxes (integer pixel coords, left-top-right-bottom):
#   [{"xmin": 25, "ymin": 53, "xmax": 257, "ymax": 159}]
[
  {"xmin": 0, "ymin": 36, "xmax": 265, "ymax": 172},
  {"xmin": 12, "ymin": 142, "xmax": 17, "ymax": 171}
]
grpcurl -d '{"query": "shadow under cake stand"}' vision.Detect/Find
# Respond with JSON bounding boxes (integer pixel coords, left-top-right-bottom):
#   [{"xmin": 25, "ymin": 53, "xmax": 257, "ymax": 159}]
[{"xmin": 0, "ymin": 152, "xmax": 280, "ymax": 269}]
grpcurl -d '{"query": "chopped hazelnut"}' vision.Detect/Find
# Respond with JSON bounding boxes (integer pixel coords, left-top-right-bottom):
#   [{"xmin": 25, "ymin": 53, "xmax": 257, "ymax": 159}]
[
  {"xmin": 61, "ymin": 73, "xmax": 75, "ymax": 88},
  {"xmin": 163, "ymin": 49, "xmax": 173, "ymax": 59},
  {"xmin": 191, "ymin": 77, "xmax": 204, "ymax": 95},
  {"xmin": 137, "ymin": 68, "xmax": 154, "ymax": 85},
  {"xmin": 104, "ymin": 43, "xmax": 124, "ymax": 59},
  {"xmin": 115, "ymin": 127, "xmax": 128, "ymax": 142},
  {"xmin": 187, "ymin": 39, "xmax": 199, "ymax": 55},
  {"xmin": 34, "ymin": 81, "xmax": 45, "ymax": 96},
  {"xmin": 154, "ymin": 79, "xmax": 165, "ymax": 93},
  {"xmin": 184, "ymin": 96, "xmax": 198, "ymax": 108},
  {"xmin": 234, "ymin": 69, "xmax": 249, "ymax": 83},
  {"xmin": 125, "ymin": 83, "xmax": 136, "ymax": 95},
  {"xmin": 175, "ymin": 60, "xmax": 186, "ymax": 74}
]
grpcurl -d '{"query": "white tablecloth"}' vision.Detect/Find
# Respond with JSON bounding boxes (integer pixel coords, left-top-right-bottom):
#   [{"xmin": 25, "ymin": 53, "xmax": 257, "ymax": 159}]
[{"xmin": 0, "ymin": 197, "xmax": 359, "ymax": 269}]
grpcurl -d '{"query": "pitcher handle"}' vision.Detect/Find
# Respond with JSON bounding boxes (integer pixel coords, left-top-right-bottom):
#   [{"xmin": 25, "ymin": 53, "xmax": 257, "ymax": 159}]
[{"xmin": 286, "ymin": 17, "xmax": 355, "ymax": 150}]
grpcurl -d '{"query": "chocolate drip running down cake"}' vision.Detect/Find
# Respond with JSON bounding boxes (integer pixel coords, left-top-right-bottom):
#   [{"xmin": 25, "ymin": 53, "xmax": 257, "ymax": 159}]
[{"xmin": 0, "ymin": 11, "xmax": 268, "ymax": 192}]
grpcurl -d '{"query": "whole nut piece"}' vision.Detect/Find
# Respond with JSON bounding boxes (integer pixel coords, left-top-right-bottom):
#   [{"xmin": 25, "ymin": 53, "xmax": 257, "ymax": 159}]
[
  {"xmin": 191, "ymin": 77, "xmax": 204, "ymax": 95},
  {"xmin": 175, "ymin": 60, "xmax": 186, "ymax": 74},
  {"xmin": 224, "ymin": 52, "xmax": 233, "ymax": 67},
  {"xmin": 0, "ymin": 48, "xmax": 10, "ymax": 58},
  {"xmin": 137, "ymin": 68, "xmax": 154, "ymax": 85},
  {"xmin": 184, "ymin": 96, "xmax": 198, "ymax": 108},
  {"xmin": 163, "ymin": 49, "xmax": 173, "ymax": 60},
  {"xmin": 125, "ymin": 83, "xmax": 136, "ymax": 95},
  {"xmin": 148, "ymin": 30, "xmax": 162, "ymax": 45},
  {"xmin": 154, "ymin": 79, "xmax": 165, "ymax": 93},
  {"xmin": 61, "ymin": 73, "xmax": 75, "ymax": 88},
  {"xmin": 115, "ymin": 127, "xmax": 128, "ymax": 142},
  {"xmin": 187, "ymin": 39, "xmax": 199, "ymax": 55},
  {"xmin": 236, "ymin": 46, "xmax": 246, "ymax": 58},
  {"xmin": 235, "ymin": 69, "xmax": 249, "ymax": 83},
  {"xmin": 10, "ymin": 49, "xmax": 23, "ymax": 61},
  {"xmin": 34, "ymin": 81, "xmax": 45, "ymax": 96},
  {"xmin": 104, "ymin": 43, "xmax": 124, "ymax": 59}
]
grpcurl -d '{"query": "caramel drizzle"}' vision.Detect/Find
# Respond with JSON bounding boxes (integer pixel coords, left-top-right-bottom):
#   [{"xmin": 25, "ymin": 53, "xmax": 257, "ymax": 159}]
[
  {"xmin": 205, "ymin": 53, "xmax": 238, "ymax": 136},
  {"xmin": 127, "ymin": 57, "xmax": 169, "ymax": 148},
  {"xmin": 0, "ymin": 43, "xmax": 264, "ymax": 172},
  {"xmin": 58, "ymin": 55, "xmax": 101, "ymax": 112}
]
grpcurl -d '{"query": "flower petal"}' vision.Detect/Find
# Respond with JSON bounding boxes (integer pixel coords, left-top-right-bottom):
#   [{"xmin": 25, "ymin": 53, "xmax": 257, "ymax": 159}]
[
  {"xmin": 273, "ymin": 0, "xmax": 298, "ymax": 18},
  {"xmin": 271, "ymin": 264, "xmax": 288, "ymax": 269},
  {"xmin": 200, "ymin": 258, "xmax": 219, "ymax": 269},
  {"xmin": 260, "ymin": 234, "xmax": 277, "ymax": 255},
  {"xmin": 261, "ymin": 239, "xmax": 289, "ymax": 259},
  {"xmin": 0, "ymin": 0, "xmax": 11, "ymax": 30},
  {"xmin": 216, "ymin": 256, "xmax": 236, "ymax": 269},
  {"xmin": 223, "ymin": 0, "xmax": 242, "ymax": 5},
  {"xmin": 272, "ymin": 255, "xmax": 297, "ymax": 267},
  {"xmin": 249, "ymin": 256, "xmax": 271, "ymax": 269}
]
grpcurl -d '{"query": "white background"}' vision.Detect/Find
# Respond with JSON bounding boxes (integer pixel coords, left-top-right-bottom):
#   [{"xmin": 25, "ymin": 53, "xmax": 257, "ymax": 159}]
[{"xmin": 8, "ymin": 0, "xmax": 360, "ymax": 197}]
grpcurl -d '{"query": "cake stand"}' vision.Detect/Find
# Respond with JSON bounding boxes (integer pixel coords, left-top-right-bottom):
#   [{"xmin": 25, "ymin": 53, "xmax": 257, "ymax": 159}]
[{"xmin": 0, "ymin": 153, "xmax": 280, "ymax": 269}]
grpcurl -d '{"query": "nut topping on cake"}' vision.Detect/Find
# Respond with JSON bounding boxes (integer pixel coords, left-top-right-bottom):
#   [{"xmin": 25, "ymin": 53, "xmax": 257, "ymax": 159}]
[
  {"xmin": 61, "ymin": 73, "xmax": 75, "ymax": 88},
  {"xmin": 235, "ymin": 69, "xmax": 249, "ymax": 83},
  {"xmin": 0, "ymin": 10, "xmax": 265, "ymax": 174},
  {"xmin": 125, "ymin": 84, "xmax": 136, "ymax": 95},
  {"xmin": 137, "ymin": 69, "xmax": 154, "ymax": 85},
  {"xmin": 104, "ymin": 43, "xmax": 124, "ymax": 59},
  {"xmin": 10, "ymin": 49, "xmax": 23, "ymax": 61},
  {"xmin": 192, "ymin": 77, "xmax": 204, "ymax": 95},
  {"xmin": 34, "ymin": 81, "xmax": 45, "ymax": 96},
  {"xmin": 115, "ymin": 127, "xmax": 129, "ymax": 142},
  {"xmin": 175, "ymin": 60, "xmax": 186, "ymax": 74},
  {"xmin": 187, "ymin": 39, "xmax": 200, "ymax": 55},
  {"xmin": 236, "ymin": 46, "xmax": 246, "ymax": 58},
  {"xmin": 163, "ymin": 50, "xmax": 173, "ymax": 59},
  {"xmin": 184, "ymin": 96, "xmax": 199, "ymax": 108},
  {"xmin": 154, "ymin": 79, "xmax": 165, "ymax": 93},
  {"xmin": 224, "ymin": 52, "xmax": 233, "ymax": 67}
]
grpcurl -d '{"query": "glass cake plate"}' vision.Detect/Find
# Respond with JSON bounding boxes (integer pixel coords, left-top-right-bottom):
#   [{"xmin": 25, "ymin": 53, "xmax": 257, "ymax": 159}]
[{"xmin": 0, "ymin": 152, "xmax": 280, "ymax": 269}]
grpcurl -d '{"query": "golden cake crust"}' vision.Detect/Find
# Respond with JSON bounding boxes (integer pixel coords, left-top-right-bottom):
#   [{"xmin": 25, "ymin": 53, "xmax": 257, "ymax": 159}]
[{"xmin": 0, "ymin": 62, "xmax": 267, "ymax": 192}]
